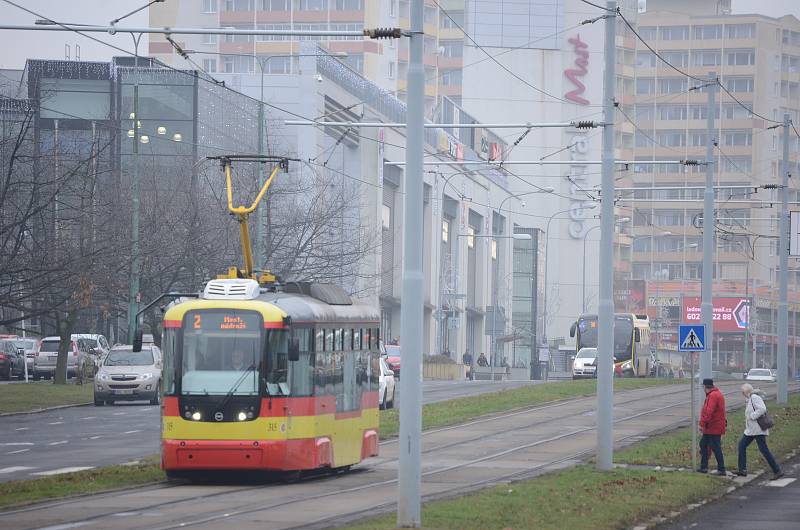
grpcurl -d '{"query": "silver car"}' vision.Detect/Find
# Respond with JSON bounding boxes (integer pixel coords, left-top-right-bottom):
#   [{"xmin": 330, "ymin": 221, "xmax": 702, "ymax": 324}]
[
  {"xmin": 94, "ymin": 345, "xmax": 162, "ymax": 406},
  {"xmin": 33, "ymin": 337, "xmax": 93, "ymax": 380}
]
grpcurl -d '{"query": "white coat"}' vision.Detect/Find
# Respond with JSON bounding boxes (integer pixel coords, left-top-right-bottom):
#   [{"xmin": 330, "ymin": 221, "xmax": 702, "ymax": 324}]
[{"xmin": 744, "ymin": 393, "xmax": 769, "ymax": 436}]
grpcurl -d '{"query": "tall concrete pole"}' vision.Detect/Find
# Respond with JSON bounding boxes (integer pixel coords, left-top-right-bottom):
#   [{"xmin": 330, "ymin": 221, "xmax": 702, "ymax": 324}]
[
  {"xmin": 700, "ymin": 73, "xmax": 717, "ymax": 381},
  {"xmin": 596, "ymin": 0, "xmax": 617, "ymax": 472},
  {"xmin": 397, "ymin": 0, "xmax": 424, "ymax": 526},
  {"xmin": 778, "ymin": 115, "xmax": 790, "ymax": 404},
  {"xmin": 256, "ymin": 59, "xmax": 265, "ymax": 273},
  {"xmin": 127, "ymin": 80, "xmax": 141, "ymax": 343}
]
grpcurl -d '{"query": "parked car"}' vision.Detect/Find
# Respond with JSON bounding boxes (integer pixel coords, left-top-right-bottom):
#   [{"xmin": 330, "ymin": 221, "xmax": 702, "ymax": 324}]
[
  {"xmin": 572, "ymin": 347, "xmax": 598, "ymax": 379},
  {"xmin": 11, "ymin": 337, "xmax": 37, "ymax": 374},
  {"xmin": 94, "ymin": 344, "xmax": 162, "ymax": 406},
  {"xmin": 384, "ymin": 344, "xmax": 401, "ymax": 378},
  {"xmin": 33, "ymin": 337, "xmax": 93, "ymax": 380},
  {"xmin": 0, "ymin": 339, "xmax": 25, "ymax": 380},
  {"xmin": 745, "ymin": 368, "xmax": 776, "ymax": 382},
  {"xmin": 379, "ymin": 357, "xmax": 396, "ymax": 409},
  {"xmin": 73, "ymin": 334, "xmax": 110, "ymax": 370}
]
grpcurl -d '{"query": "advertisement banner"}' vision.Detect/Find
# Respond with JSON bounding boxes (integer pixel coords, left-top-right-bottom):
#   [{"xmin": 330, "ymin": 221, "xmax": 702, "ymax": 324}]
[
  {"xmin": 682, "ymin": 297, "xmax": 750, "ymax": 332},
  {"xmin": 613, "ymin": 279, "xmax": 646, "ymax": 313}
]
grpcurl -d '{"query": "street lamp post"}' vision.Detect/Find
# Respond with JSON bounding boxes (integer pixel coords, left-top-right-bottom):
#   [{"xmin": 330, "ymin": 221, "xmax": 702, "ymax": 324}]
[{"xmin": 542, "ymin": 204, "xmax": 597, "ymax": 352}]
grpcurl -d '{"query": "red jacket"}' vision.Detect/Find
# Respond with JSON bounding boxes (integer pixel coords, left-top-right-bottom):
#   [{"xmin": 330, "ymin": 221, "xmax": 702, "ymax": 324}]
[{"xmin": 699, "ymin": 386, "xmax": 727, "ymax": 435}]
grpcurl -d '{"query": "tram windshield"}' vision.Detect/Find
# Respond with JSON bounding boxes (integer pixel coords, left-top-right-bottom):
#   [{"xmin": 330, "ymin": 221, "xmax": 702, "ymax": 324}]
[
  {"xmin": 181, "ymin": 310, "xmax": 262, "ymax": 396},
  {"xmin": 577, "ymin": 315, "xmax": 634, "ymax": 362}
]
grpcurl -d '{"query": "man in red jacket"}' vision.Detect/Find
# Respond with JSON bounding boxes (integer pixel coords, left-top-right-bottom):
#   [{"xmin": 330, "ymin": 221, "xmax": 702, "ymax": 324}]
[{"xmin": 698, "ymin": 378, "xmax": 727, "ymax": 475}]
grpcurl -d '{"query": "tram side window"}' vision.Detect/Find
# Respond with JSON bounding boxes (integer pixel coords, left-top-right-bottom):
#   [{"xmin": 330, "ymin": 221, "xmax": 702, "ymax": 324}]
[
  {"xmin": 162, "ymin": 328, "xmax": 176, "ymax": 395},
  {"xmin": 354, "ymin": 328, "xmax": 361, "ymax": 350},
  {"xmin": 289, "ymin": 328, "xmax": 314, "ymax": 396},
  {"xmin": 340, "ymin": 351, "xmax": 359, "ymax": 412},
  {"xmin": 265, "ymin": 330, "xmax": 289, "ymax": 395},
  {"xmin": 333, "ymin": 351, "xmax": 344, "ymax": 407},
  {"xmin": 326, "ymin": 329, "xmax": 335, "ymax": 352}
]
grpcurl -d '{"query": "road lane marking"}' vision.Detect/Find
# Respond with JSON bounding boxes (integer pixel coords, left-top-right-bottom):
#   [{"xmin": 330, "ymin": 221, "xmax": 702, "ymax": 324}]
[
  {"xmin": 48, "ymin": 440, "xmax": 68, "ymax": 446},
  {"xmin": 89, "ymin": 436, "xmax": 102, "ymax": 440},
  {"xmin": 0, "ymin": 466, "xmax": 34, "ymax": 474},
  {"xmin": 0, "ymin": 442, "xmax": 33, "ymax": 446},
  {"xmin": 15, "ymin": 427, "xmax": 29, "ymax": 431},
  {"xmin": 5, "ymin": 449, "xmax": 30, "ymax": 455},
  {"xmin": 81, "ymin": 416, "xmax": 96, "ymax": 420},
  {"xmin": 123, "ymin": 430, "xmax": 141, "ymax": 434},
  {"xmin": 31, "ymin": 467, "xmax": 94, "ymax": 476},
  {"xmin": 47, "ymin": 421, "xmax": 64, "ymax": 425},
  {"xmin": 112, "ymin": 412, "xmax": 126, "ymax": 416},
  {"xmin": 39, "ymin": 522, "xmax": 91, "ymax": 530}
]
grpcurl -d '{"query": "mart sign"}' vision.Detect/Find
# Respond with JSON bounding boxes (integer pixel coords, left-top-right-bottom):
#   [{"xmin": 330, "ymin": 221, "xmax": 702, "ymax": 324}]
[{"xmin": 682, "ymin": 297, "xmax": 749, "ymax": 332}]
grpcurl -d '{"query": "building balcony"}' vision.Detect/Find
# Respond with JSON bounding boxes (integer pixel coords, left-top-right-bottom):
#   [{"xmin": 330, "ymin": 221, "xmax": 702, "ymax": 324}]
[
  {"xmin": 219, "ymin": 41, "xmax": 256, "ymax": 55},
  {"xmin": 219, "ymin": 11, "xmax": 256, "ymax": 24},
  {"xmin": 255, "ymin": 11, "xmax": 292, "ymax": 23}
]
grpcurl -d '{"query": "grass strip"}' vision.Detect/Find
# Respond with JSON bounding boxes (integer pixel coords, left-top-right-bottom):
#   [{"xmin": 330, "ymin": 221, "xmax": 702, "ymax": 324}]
[
  {"xmin": 379, "ymin": 378, "xmax": 676, "ymax": 439},
  {"xmin": 0, "ymin": 379, "xmax": 675, "ymax": 510},
  {"xmin": 0, "ymin": 381, "xmax": 93, "ymax": 414},
  {"xmin": 617, "ymin": 392, "xmax": 800, "ymax": 470},
  {"xmin": 0, "ymin": 457, "xmax": 164, "ymax": 510},
  {"xmin": 344, "ymin": 465, "xmax": 728, "ymax": 530}
]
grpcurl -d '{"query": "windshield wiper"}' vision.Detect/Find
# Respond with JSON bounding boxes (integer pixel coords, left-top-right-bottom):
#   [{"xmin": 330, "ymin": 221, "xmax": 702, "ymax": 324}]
[{"xmin": 216, "ymin": 363, "xmax": 258, "ymax": 414}]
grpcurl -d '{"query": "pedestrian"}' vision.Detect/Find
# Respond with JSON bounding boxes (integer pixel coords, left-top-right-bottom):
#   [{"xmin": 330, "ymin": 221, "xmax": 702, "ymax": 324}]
[
  {"xmin": 697, "ymin": 378, "xmax": 727, "ymax": 475},
  {"xmin": 476, "ymin": 352, "xmax": 488, "ymax": 367},
  {"xmin": 462, "ymin": 350, "xmax": 473, "ymax": 380},
  {"xmin": 735, "ymin": 383, "xmax": 784, "ymax": 480}
]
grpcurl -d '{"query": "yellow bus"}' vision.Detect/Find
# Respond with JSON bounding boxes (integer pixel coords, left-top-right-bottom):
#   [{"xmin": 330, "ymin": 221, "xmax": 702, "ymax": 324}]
[{"xmin": 570, "ymin": 313, "xmax": 652, "ymax": 377}]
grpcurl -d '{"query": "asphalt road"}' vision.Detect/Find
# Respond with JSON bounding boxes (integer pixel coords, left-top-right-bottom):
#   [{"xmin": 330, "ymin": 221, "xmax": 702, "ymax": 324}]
[
  {"xmin": 0, "ymin": 378, "xmax": 538, "ymax": 483},
  {"xmin": 663, "ymin": 454, "xmax": 800, "ymax": 530}
]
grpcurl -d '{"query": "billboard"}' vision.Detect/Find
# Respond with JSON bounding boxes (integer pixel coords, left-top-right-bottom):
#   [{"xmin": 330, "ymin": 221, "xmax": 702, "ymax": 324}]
[
  {"xmin": 614, "ymin": 279, "xmax": 646, "ymax": 313},
  {"xmin": 682, "ymin": 297, "xmax": 749, "ymax": 332}
]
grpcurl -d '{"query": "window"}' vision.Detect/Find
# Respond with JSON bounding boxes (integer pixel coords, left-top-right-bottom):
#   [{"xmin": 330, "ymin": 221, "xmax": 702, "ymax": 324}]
[
  {"xmin": 388, "ymin": 61, "xmax": 396, "ymax": 79},
  {"xmin": 224, "ymin": 0, "xmax": 253, "ymax": 10},
  {"xmin": 260, "ymin": 55, "xmax": 292, "ymax": 73},
  {"xmin": 202, "ymin": 59, "xmax": 217, "ymax": 73},
  {"xmin": 334, "ymin": 0, "xmax": 362, "ymax": 9},
  {"xmin": 658, "ymin": 77, "xmax": 687, "ymax": 94},
  {"xmin": 224, "ymin": 25, "xmax": 254, "ymax": 43},
  {"xmin": 635, "ymin": 105, "xmax": 654, "ymax": 121},
  {"xmin": 660, "ymin": 26, "xmax": 689, "ymax": 40},
  {"xmin": 639, "ymin": 26, "xmax": 657, "ymax": 40},
  {"xmin": 693, "ymin": 25, "xmax": 722, "ymax": 40},
  {"xmin": 659, "ymin": 105, "xmax": 687, "ymax": 120},
  {"xmin": 423, "ymin": 5, "xmax": 437, "ymax": 25},
  {"xmin": 723, "ymin": 129, "xmax": 752, "ymax": 146},
  {"xmin": 289, "ymin": 328, "xmax": 314, "ymax": 396},
  {"xmin": 441, "ymin": 70, "xmax": 461, "ymax": 86},
  {"xmin": 693, "ymin": 49, "xmax": 720, "ymax": 66},
  {"xmin": 262, "ymin": 0, "xmax": 290, "ymax": 8},
  {"xmin": 491, "ymin": 239, "xmax": 497, "ymax": 260},
  {"xmin": 689, "ymin": 130, "xmax": 707, "ymax": 146},
  {"xmin": 296, "ymin": 0, "xmax": 327, "ymax": 9},
  {"xmin": 726, "ymin": 49, "xmax": 755, "ymax": 66},
  {"xmin": 329, "ymin": 22, "xmax": 364, "ymax": 40},
  {"xmin": 201, "ymin": 32, "xmax": 217, "ymax": 45},
  {"xmin": 441, "ymin": 220, "xmax": 449, "ymax": 243},
  {"xmin": 258, "ymin": 24, "xmax": 291, "ymax": 41},
  {"xmin": 440, "ymin": 11, "xmax": 463, "ymax": 28},
  {"xmin": 440, "ymin": 40, "xmax": 463, "ymax": 58},
  {"xmin": 723, "ymin": 103, "xmax": 751, "ymax": 119},
  {"xmin": 661, "ymin": 50, "xmax": 688, "ymax": 68},
  {"xmin": 203, "ymin": 0, "xmax": 217, "ymax": 13},
  {"xmin": 223, "ymin": 55, "xmax": 254, "ymax": 73},
  {"xmin": 382, "ymin": 204, "xmax": 391, "ymax": 229},
  {"xmin": 726, "ymin": 23, "xmax": 755, "ymax": 39},
  {"xmin": 467, "ymin": 226, "xmax": 475, "ymax": 249},
  {"xmin": 636, "ymin": 51, "xmax": 656, "ymax": 68},
  {"xmin": 725, "ymin": 77, "xmax": 754, "ymax": 93},
  {"xmin": 656, "ymin": 130, "xmax": 686, "ymax": 147},
  {"xmin": 636, "ymin": 77, "xmax": 655, "ymax": 95}
]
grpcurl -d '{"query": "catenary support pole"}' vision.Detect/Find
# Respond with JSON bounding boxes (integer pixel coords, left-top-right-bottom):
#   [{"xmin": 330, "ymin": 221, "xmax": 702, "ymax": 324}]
[
  {"xmin": 778, "ymin": 115, "xmax": 790, "ymax": 404},
  {"xmin": 700, "ymin": 73, "xmax": 717, "ymax": 381},
  {"xmin": 596, "ymin": 0, "xmax": 617, "ymax": 472},
  {"xmin": 256, "ymin": 61, "xmax": 265, "ymax": 273},
  {"xmin": 397, "ymin": 0, "xmax": 423, "ymax": 526},
  {"xmin": 127, "ymin": 48, "xmax": 141, "ymax": 343}
]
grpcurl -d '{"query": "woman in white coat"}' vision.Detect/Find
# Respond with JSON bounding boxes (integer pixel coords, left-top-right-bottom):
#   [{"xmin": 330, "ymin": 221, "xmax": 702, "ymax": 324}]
[{"xmin": 736, "ymin": 383, "xmax": 784, "ymax": 480}]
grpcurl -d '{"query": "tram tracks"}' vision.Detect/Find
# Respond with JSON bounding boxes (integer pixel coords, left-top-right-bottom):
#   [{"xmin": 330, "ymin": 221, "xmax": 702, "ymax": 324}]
[{"xmin": 5, "ymin": 382, "xmax": 789, "ymax": 530}]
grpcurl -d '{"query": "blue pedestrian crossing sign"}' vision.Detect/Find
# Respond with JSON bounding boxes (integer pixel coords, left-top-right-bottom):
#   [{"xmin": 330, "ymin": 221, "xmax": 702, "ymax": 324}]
[{"xmin": 679, "ymin": 325, "xmax": 705, "ymax": 352}]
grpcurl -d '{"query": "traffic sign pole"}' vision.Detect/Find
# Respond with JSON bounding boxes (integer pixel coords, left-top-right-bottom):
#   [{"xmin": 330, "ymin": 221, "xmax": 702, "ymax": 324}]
[{"xmin": 691, "ymin": 351, "xmax": 696, "ymax": 471}]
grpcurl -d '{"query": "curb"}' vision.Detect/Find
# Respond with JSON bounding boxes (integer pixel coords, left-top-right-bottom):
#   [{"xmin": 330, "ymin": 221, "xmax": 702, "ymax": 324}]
[
  {"xmin": 631, "ymin": 447, "xmax": 800, "ymax": 530},
  {"xmin": 0, "ymin": 402, "xmax": 93, "ymax": 418}
]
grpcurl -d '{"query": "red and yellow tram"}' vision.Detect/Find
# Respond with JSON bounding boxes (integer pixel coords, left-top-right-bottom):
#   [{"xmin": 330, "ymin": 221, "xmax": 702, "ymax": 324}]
[{"xmin": 160, "ymin": 279, "xmax": 381, "ymax": 475}]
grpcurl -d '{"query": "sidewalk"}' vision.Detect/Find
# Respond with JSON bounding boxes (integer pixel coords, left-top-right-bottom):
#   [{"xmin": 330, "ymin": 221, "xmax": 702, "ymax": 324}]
[{"xmin": 662, "ymin": 454, "xmax": 800, "ymax": 530}]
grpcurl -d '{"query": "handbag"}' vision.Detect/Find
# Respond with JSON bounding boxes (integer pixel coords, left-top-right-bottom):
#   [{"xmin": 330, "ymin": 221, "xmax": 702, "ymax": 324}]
[{"xmin": 751, "ymin": 398, "xmax": 776, "ymax": 430}]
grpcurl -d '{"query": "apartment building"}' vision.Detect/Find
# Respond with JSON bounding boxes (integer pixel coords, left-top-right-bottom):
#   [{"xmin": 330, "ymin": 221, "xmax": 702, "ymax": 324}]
[{"xmin": 627, "ymin": 0, "xmax": 800, "ymax": 368}]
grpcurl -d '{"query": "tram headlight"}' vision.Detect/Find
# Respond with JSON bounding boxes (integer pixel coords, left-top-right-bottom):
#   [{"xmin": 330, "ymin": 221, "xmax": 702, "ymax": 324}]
[
  {"xmin": 237, "ymin": 411, "xmax": 247, "ymax": 421},
  {"xmin": 191, "ymin": 411, "xmax": 202, "ymax": 421}
]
